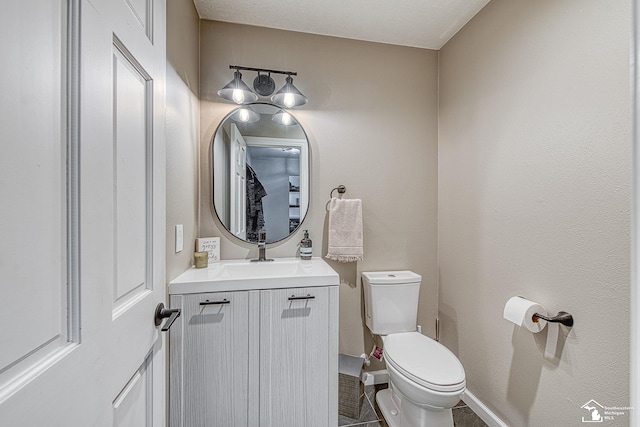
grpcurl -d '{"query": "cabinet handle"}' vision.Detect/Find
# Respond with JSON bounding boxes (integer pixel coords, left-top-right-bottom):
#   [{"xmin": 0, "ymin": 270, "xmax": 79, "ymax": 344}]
[
  {"xmin": 288, "ymin": 294, "xmax": 315, "ymax": 301},
  {"xmin": 199, "ymin": 299, "xmax": 230, "ymax": 305}
]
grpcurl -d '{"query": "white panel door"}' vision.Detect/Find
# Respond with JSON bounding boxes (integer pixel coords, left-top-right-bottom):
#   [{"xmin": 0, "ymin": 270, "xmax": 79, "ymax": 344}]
[
  {"xmin": 0, "ymin": 0, "xmax": 167, "ymax": 425},
  {"xmin": 230, "ymin": 123, "xmax": 247, "ymax": 239}
]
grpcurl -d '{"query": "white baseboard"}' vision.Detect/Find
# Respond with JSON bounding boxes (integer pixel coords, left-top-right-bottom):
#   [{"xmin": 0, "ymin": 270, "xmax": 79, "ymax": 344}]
[
  {"xmin": 361, "ymin": 369, "xmax": 389, "ymax": 386},
  {"xmin": 462, "ymin": 389, "xmax": 509, "ymax": 427}
]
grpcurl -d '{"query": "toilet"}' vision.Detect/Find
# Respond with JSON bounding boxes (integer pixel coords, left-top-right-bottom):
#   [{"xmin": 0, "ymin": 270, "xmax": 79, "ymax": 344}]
[{"xmin": 362, "ymin": 271, "xmax": 466, "ymax": 427}]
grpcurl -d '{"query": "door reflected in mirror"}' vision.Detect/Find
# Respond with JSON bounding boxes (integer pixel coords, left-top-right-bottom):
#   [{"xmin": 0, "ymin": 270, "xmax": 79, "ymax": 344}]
[{"xmin": 211, "ymin": 103, "xmax": 309, "ymax": 244}]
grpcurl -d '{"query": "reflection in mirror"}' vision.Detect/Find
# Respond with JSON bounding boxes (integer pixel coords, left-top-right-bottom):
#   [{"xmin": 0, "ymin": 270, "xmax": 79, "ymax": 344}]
[{"xmin": 211, "ymin": 104, "xmax": 309, "ymax": 244}]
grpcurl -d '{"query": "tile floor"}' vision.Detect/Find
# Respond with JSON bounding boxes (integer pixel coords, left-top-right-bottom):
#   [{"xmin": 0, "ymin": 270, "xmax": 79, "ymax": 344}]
[{"xmin": 339, "ymin": 384, "xmax": 488, "ymax": 427}]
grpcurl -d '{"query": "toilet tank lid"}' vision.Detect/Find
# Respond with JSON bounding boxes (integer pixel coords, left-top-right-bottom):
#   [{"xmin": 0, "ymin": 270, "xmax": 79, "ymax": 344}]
[{"xmin": 362, "ymin": 271, "xmax": 422, "ymax": 285}]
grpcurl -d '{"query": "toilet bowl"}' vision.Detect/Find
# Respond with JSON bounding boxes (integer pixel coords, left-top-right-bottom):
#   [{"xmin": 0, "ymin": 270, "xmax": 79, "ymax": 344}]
[
  {"xmin": 362, "ymin": 271, "xmax": 466, "ymax": 427},
  {"xmin": 379, "ymin": 332, "xmax": 465, "ymax": 427}
]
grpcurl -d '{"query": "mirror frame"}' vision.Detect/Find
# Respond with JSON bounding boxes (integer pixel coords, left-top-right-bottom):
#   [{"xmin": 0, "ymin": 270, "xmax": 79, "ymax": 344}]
[{"xmin": 210, "ymin": 103, "xmax": 310, "ymax": 244}]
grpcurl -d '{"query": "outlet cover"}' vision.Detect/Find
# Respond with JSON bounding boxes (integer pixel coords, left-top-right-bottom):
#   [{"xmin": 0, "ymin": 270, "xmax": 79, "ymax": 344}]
[{"xmin": 175, "ymin": 224, "xmax": 184, "ymax": 253}]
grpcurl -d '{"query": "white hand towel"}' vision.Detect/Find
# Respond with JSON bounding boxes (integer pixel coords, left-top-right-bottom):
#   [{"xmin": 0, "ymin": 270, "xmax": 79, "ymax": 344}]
[{"xmin": 326, "ymin": 197, "xmax": 363, "ymax": 263}]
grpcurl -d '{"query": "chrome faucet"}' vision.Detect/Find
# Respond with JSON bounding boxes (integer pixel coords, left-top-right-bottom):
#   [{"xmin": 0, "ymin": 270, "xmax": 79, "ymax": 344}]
[{"xmin": 251, "ymin": 230, "xmax": 273, "ymax": 262}]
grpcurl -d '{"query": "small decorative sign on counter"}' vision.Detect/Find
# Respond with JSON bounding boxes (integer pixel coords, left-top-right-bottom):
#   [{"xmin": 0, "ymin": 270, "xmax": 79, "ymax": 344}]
[{"xmin": 195, "ymin": 237, "xmax": 220, "ymax": 264}]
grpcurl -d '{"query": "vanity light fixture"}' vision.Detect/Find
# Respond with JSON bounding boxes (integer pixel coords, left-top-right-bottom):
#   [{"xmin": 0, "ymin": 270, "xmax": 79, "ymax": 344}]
[
  {"xmin": 218, "ymin": 65, "xmax": 308, "ymax": 107},
  {"xmin": 271, "ymin": 75, "xmax": 308, "ymax": 108},
  {"xmin": 217, "ymin": 69, "xmax": 258, "ymax": 104}
]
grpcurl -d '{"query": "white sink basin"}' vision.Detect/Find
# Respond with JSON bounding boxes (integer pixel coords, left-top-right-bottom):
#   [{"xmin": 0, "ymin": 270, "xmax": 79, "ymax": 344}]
[
  {"xmin": 223, "ymin": 260, "xmax": 301, "ymax": 278},
  {"xmin": 169, "ymin": 257, "xmax": 339, "ymax": 294}
]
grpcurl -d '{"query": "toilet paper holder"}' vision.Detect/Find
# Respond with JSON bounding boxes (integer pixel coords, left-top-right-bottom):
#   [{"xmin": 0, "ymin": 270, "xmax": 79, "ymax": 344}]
[{"xmin": 532, "ymin": 311, "xmax": 574, "ymax": 327}]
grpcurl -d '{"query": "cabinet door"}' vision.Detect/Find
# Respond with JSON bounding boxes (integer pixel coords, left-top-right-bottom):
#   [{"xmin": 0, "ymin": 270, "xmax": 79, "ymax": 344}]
[
  {"xmin": 260, "ymin": 286, "xmax": 338, "ymax": 427},
  {"xmin": 170, "ymin": 291, "xmax": 259, "ymax": 427}
]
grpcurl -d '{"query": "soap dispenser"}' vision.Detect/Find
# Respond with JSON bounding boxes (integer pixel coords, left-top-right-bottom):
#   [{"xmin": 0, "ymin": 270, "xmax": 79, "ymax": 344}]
[{"xmin": 300, "ymin": 230, "xmax": 312, "ymax": 260}]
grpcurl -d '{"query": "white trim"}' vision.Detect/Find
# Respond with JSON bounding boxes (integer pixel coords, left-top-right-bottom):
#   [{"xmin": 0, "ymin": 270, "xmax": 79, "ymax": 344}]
[
  {"xmin": 631, "ymin": 2, "xmax": 639, "ymax": 425},
  {"xmin": 462, "ymin": 389, "xmax": 509, "ymax": 427},
  {"xmin": 66, "ymin": 0, "xmax": 81, "ymax": 344},
  {"xmin": 361, "ymin": 369, "xmax": 389, "ymax": 386}
]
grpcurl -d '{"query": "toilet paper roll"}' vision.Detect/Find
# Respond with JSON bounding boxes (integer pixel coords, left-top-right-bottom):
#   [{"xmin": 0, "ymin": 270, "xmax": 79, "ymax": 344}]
[{"xmin": 503, "ymin": 296, "xmax": 547, "ymax": 333}]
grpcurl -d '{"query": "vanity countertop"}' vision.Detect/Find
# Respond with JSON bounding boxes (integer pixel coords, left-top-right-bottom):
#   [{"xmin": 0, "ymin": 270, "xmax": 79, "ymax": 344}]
[{"xmin": 169, "ymin": 257, "xmax": 339, "ymax": 294}]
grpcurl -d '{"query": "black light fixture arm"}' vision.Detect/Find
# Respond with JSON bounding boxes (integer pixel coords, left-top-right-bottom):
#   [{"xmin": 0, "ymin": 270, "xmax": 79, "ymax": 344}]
[{"xmin": 229, "ymin": 65, "xmax": 297, "ymax": 77}]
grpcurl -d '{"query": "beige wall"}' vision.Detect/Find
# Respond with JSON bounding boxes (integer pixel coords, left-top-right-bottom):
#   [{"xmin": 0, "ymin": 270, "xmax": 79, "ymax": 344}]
[
  {"xmin": 166, "ymin": 0, "xmax": 200, "ymax": 281},
  {"xmin": 198, "ymin": 21, "xmax": 440, "ymax": 358},
  {"xmin": 438, "ymin": 0, "xmax": 631, "ymax": 425}
]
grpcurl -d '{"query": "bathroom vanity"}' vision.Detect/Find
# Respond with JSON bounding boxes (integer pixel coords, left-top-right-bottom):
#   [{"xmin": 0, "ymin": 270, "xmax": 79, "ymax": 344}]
[{"xmin": 168, "ymin": 258, "xmax": 339, "ymax": 427}]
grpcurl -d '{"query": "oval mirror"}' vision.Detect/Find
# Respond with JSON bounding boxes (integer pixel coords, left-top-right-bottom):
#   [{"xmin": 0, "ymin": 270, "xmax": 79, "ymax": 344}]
[{"xmin": 211, "ymin": 103, "xmax": 309, "ymax": 244}]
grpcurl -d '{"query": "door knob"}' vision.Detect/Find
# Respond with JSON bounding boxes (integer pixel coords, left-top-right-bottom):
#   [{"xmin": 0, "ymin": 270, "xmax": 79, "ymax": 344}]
[{"xmin": 154, "ymin": 303, "xmax": 181, "ymax": 331}]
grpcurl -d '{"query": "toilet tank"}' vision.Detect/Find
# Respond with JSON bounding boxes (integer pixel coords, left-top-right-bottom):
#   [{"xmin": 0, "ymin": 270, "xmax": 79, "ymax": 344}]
[{"xmin": 362, "ymin": 271, "xmax": 422, "ymax": 335}]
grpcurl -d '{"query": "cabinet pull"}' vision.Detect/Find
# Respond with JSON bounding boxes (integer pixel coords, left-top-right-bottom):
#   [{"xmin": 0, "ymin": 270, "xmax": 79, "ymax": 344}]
[
  {"xmin": 288, "ymin": 294, "xmax": 315, "ymax": 301},
  {"xmin": 200, "ymin": 299, "xmax": 230, "ymax": 305}
]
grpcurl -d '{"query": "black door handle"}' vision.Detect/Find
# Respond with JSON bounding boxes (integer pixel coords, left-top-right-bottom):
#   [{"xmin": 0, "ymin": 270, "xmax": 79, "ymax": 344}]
[{"xmin": 154, "ymin": 303, "xmax": 181, "ymax": 331}]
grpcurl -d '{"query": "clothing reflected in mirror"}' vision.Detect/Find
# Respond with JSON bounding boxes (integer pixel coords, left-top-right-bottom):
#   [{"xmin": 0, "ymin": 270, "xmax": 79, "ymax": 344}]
[{"xmin": 246, "ymin": 164, "xmax": 266, "ymax": 241}]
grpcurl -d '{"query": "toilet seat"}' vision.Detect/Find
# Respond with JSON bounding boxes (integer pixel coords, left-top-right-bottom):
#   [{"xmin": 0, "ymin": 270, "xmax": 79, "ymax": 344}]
[{"xmin": 383, "ymin": 332, "xmax": 465, "ymax": 393}]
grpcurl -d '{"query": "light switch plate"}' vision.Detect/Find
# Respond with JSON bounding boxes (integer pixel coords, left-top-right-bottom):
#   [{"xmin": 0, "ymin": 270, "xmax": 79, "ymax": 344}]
[{"xmin": 175, "ymin": 224, "xmax": 184, "ymax": 253}]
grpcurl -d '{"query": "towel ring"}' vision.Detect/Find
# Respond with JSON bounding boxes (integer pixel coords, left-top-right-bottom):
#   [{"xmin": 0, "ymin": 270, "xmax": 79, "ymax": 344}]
[
  {"xmin": 326, "ymin": 185, "xmax": 347, "ymax": 211},
  {"xmin": 329, "ymin": 185, "xmax": 346, "ymax": 198}
]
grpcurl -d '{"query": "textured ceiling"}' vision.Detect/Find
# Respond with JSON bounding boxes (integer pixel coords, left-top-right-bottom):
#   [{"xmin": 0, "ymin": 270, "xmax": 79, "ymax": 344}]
[{"xmin": 192, "ymin": 0, "xmax": 491, "ymax": 50}]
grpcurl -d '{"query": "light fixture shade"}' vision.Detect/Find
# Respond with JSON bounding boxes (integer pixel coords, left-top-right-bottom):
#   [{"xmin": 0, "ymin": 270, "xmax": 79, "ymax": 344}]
[
  {"xmin": 232, "ymin": 107, "xmax": 260, "ymax": 124},
  {"xmin": 217, "ymin": 70, "xmax": 258, "ymax": 104},
  {"xmin": 272, "ymin": 110, "xmax": 297, "ymax": 126},
  {"xmin": 271, "ymin": 75, "xmax": 308, "ymax": 108}
]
